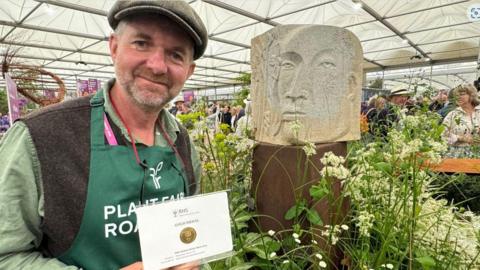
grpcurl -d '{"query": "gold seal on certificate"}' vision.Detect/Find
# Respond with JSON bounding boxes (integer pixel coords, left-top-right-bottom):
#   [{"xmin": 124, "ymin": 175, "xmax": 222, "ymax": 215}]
[{"xmin": 180, "ymin": 227, "xmax": 197, "ymax": 244}]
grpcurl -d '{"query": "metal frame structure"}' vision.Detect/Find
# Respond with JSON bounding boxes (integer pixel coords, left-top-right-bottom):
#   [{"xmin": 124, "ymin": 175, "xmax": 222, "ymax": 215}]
[{"xmin": 0, "ymin": 0, "xmax": 478, "ymax": 93}]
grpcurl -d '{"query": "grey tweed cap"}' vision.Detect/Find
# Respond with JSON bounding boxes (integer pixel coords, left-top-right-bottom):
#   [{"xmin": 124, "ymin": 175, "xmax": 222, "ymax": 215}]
[{"xmin": 108, "ymin": 0, "xmax": 208, "ymax": 60}]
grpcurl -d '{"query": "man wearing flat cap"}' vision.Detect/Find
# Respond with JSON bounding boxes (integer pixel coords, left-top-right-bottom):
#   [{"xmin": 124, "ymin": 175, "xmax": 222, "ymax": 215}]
[
  {"xmin": 388, "ymin": 87, "xmax": 412, "ymax": 107},
  {"xmin": 371, "ymin": 86, "xmax": 413, "ymax": 136},
  {"xmin": 0, "ymin": 1, "xmax": 206, "ymax": 269}
]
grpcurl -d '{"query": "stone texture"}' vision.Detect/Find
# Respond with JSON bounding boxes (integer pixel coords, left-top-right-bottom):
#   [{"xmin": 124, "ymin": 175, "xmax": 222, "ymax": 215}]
[{"xmin": 251, "ymin": 25, "xmax": 363, "ymax": 145}]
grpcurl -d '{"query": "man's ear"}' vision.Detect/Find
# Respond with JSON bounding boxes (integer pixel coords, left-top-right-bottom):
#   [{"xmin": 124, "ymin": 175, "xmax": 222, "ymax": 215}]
[
  {"xmin": 186, "ymin": 62, "xmax": 196, "ymax": 79},
  {"xmin": 109, "ymin": 34, "xmax": 118, "ymax": 64}
]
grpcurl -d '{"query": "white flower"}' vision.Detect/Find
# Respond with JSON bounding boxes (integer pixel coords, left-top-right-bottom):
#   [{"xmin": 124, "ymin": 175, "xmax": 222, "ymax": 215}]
[
  {"xmin": 356, "ymin": 210, "xmax": 375, "ymax": 237},
  {"xmin": 331, "ymin": 235, "xmax": 338, "ymax": 245},
  {"xmin": 319, "ymin": 261, "xmax": 327, "ymax": 268},
  {"xmin": 430, "ymin": 141, "xmax": 447, "ymax": 153},
  {"xmin": 269, "ymin": 252, "xmax": 276, "ymax": 259},
  {"xmin": 193, "ymin": 119, "xmax": 207, "ymax": 131},
  {"xmin": 321, "ymin": 166, "xmax": 350, "ymax": 180},
  {"xmin": 341, "ymin": 224, "xmax": 349, "ymax": 231},
  {"xmin": 294, "ymin": 238, "xmax": 301, "ymax": 244},
  {"xmin": 315, "ymin": 253, "xmax": 322, "ymax": 260},
  {"xmin": 386, "ymin": 263, "xmax": 394, "ymax": 269},
  {"xmin": 292, "ymin": 233, "xmax": 299, "ymax": 239},
  {"xmin": 320, "ymin": 152, "xmax": 345, "ymax": 167},
  {"xmin": 403, "ymin": 115, "xmax": 419, "ymax": 127},
  {"xmin": 302, "ymin": 141, "xmax": 317, "ymax": 157},
  {"xmin": 235, "ymin": 137, "xmax": 255, "ymax": 152},
  {"xmin": 268, "ymin": 230, "xmax": 275, "ymax": 236},
  {"xmin": 311, "ymin": 239, "xmax": 318, "ymax": 244},
  {"xmin": 288, "ymin": 120, "xmax": 302, "ymax": 135},
  {"xmin": 282, "ymin": 260, "xmax": 289, "ymax": 264}
]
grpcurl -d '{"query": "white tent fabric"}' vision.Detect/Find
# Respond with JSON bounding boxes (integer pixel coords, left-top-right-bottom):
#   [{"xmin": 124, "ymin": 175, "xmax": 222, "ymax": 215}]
[{"xmin": 0, "ymin": 0, "xmax": 478, "ymax": 93}]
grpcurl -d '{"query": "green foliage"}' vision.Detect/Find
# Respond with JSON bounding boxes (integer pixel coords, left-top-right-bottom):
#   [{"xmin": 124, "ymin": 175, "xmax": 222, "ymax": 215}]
[
  {"xmin": 232, "ymin": 73, "xmax": 251, "ymax": 107},
  {"xmin": 235, "ymin": 73, "xmax": 251, "ymax": 85},
  {"xmin": 219, "ymin": 123, "xmax": 232, "ymax": 134},
  {"xmin": 434, "ymin": 173, "xmax": 480, "ymax": 212},
  {"xmin": 368, "ymin": 78, "xmax": 383, "ymax": 89},
  {"xmin": 232, "ymin": 88, "xmax": 250, "ymax": 107},
  {"xmin": 0, "ymin": 89, "xmax": 8, "ymax": 115},
  {"xmin": 176, "ymin": 111, "xmax": 204, "ymax": 129}
]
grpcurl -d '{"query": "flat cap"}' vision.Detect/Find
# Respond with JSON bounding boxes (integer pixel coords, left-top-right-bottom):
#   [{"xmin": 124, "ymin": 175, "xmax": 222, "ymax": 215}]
[
  {"xmin": 108, "ymin": 0, "xmax": 208, "ymax": 60},
  {"xmin": 173, "ymin": 95, "xmax": 185, "ymax": 103},
  {"xmin": 390, "ymin": 87, "xmax": 412, "ymax": 96}
]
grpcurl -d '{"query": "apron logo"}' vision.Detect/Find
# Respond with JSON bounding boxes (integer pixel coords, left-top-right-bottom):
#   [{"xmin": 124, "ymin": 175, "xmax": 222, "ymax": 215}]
[{"xmin": 149, "ymin": 161, "xmax": 163, "ymax": 190}]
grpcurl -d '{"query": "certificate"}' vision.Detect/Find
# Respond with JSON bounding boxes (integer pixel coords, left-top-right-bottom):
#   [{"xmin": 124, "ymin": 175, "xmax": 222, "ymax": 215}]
[{"xmin": 136, "ymin": 191, "xmax": 233, "ymax": 270}]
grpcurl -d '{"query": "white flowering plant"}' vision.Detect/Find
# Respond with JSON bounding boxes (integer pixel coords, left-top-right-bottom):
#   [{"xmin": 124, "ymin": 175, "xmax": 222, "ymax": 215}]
[
  {"xmin": 341, "ymin": 108, "xmax": 480, "ymax": 269},
  {"xmin": 186, "ymin": 106, "xmax": 480, "ymax": 270},
  {"xmin": 189, "ymin": 116, "xmax": 337, "ymax": 269}
]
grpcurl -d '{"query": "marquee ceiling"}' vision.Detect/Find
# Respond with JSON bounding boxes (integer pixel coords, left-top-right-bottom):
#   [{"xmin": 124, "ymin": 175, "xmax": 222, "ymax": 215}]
[{"xmin": 0, "ymin": 0, "xmax": 479, "ymax": 93}]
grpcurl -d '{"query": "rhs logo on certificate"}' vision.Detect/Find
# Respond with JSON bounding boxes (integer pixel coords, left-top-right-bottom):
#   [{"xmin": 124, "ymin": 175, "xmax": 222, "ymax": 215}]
[{"xmin": 136, "ymin": 191, "xmax": 233, "ymax": 270}]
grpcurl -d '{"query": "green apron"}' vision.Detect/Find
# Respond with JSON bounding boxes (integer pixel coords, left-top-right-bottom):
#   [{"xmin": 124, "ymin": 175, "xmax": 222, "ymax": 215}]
[{"xmin": 58, "ymin": 90, "xmax": 187, "ymax": 269}]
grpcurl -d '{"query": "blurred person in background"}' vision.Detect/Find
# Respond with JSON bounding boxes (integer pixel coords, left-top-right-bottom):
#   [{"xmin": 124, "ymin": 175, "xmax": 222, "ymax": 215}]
[
  {"xmin": 438, "ymin": 89, "xmax": 457, "ymax": 120},
  {"xmin": 236, "ymin": 95, "xmax": 253, "ymax": 137},
  {"xmin": 374, "ymin": 87, "xmax": 412, "ymax": 136},
  {"xmin": 169, "ymin": 95, "xmax": 185, "ymax": 116},
  {"xmin": 429, "ymin": 89, "xmax": 448, "ymax": 113},
  {"xmin": 442, "ymin": 84, "xmax": 480, "ymax": 158},
  {"xmin": 230, "ymin": 106, "xmax": 238, "ymax": 130},
  {"xmin": 0, "ymin": 113, "xmax": 10, "ymax": 133},
  {"xmin": 219, "ymin": 105, "xmax": 232, "ymax": 130}
]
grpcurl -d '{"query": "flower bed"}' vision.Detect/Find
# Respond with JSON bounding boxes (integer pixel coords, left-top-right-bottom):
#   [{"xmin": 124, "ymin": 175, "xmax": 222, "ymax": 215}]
[{"xmin": 179, "ymin": 107, "xmax": 480, "ymax": 270}]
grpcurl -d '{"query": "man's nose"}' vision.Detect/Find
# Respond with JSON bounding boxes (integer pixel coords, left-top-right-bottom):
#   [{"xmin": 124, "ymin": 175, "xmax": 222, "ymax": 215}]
[{"xmin": 146, "ymin": 50, "xmax": 168, "ymax": 74}]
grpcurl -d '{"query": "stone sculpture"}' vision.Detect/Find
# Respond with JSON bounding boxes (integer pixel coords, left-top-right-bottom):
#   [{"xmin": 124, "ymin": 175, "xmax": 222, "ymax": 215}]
[{"xmin": 251, "ymin": 25, "xmax": 363, "ymax": 145}]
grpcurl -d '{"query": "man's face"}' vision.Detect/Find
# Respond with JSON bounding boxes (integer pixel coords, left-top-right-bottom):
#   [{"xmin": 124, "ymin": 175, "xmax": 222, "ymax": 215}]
[
  {"xmin": 109, "ymin": 15, "xmax": 196, "ymax": 110},
  {"xmin": 390, "ymin": 95, "xmax": 409, "ymax": 106},
  {"xmin": 176, "ymin": 101, "xmax": 184, "ymax": 109},
  {"xmin": 439, "ymin": 92, "xmax": 448, "ymax": 102}
]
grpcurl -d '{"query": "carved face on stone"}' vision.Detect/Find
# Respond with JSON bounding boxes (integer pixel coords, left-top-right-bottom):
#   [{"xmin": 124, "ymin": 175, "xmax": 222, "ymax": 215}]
[
  {"xmin": 251, "ymin": 25, "xmax": 363, "ymax": 145},
  {"xmin": 275, "ymin": 48, "xmax": 343, "ymax": 120}
]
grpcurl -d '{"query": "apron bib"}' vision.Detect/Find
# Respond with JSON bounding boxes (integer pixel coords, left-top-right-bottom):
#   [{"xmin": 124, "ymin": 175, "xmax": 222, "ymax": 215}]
[{"xmin": 58, "ymin": 91, "xmax": 187, "ymax": 269}]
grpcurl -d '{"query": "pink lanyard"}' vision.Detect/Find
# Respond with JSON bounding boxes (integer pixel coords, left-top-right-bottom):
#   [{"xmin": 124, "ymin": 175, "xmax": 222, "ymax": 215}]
[
  {"xmin": 103, "ymin": 114, "xmax": 118, "ymax": 146},
  {"xmin": 108, "ymin": 93, "xmax": 142, "ymax": 165},
  {"xmin": 104, "ymin": 93, "xmax": 186, "ymax": 171}
]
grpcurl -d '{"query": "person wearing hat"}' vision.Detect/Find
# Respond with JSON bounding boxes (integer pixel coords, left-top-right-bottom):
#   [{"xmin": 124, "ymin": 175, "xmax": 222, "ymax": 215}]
[
  {"xmin": 371, "ymin": 86, "xmax": 412, "ymax": 136},
  {"xmin": 0, "ymin": 1, "xmax": 207, "ymax": 269},
  {"xmin": 169, "ymin": 95, "xmax": 185, "ymax": 116},
  {"xmin": 388, "ymin": 87, "xmax": 412, "ymax": 107}
]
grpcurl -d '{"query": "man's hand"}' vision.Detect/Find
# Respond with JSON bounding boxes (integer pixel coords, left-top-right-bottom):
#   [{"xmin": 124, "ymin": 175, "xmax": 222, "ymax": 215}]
[
  {"xmin": 120, "ymin": 261, "xmax": 143, "ymax": 270},
  {"xmin": 460, "ymin": 134, "xmax": 474, "ymax": 144}
]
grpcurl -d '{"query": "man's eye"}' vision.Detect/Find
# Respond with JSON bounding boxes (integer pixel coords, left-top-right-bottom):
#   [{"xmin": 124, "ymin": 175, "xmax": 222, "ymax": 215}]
[
  {"xmin": 171, "ymin": 52, "xmax": 185, "ymax": 62},
  {"xmin": 132, "ymin": 40, "xmax": 148, "ymax": 50}
]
